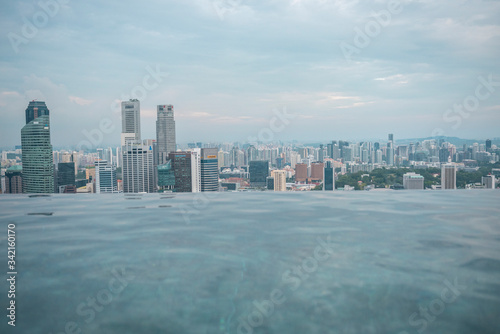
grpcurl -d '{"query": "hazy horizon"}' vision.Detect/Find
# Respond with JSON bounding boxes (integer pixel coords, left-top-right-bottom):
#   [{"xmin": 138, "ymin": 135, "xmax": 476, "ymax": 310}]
[{"xmin": 1, "ymin": 0, "xmax": 499, "ymax": 147}]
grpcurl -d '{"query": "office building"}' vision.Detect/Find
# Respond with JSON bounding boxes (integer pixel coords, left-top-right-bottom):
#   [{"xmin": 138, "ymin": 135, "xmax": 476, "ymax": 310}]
[
  {"xmin": 486, "ymin": 139, "xmax": 492, "ymax": 152},
  {"xmin": 441, "ymin": 164, "xmax": 457, "ymax": 190},
  {"xmin": 266, "ymin": 176, "xmax": 274, "ymax": 190},
  {"xmin": 169, "ymin": 152, "xmax": 193, "ymax": 193},
  {"xmin": 156, "ymin": 104, "xmax": 176, "ymax": 164},
  {"xmin": 21, "ymin": 103, "xmax": 54, "ymax": 193},
  {"xmin": 295, "ymin": 163, "xmax": 308, "ymax": 182},
  {"xmin": 482, "ymin": 175, "xmax": 495, "ymax": 189},
  {"xmin": 121, "ymin": 99, "xmax": 141, "ymax": 145},
  {"xmin": 57, "ymin": 162, "xmax": 76, "ymax": 190},
  {"xmin": 200, "ymin": 148, "xmax": 219, "ymax": 192},
  {"xmin": 25, "ymin": 100, "xmax": 50, "ymax": 124},
  {"xmin": 403, "ymin": 173, "xmax": 424, "ymax": 190},
  {"xmin": 310, "ymin": 162, "xmax": 324, "ymax": 181},
  {"xmin": 249, "ymin": 161, "xmax": 269, "ymax": 187},
  {"xmin": 157, "ymin": 160, "xmax": 175, "ymax": 192},
  {"xmin": 271, "ymin": 170, "xmax": 287, "ymax": 191},
  {"xmin": 5, "ymin": 166, "xmax": 23, "ymax": 194},
  {"xmin": 323, "ymin": 161, "xmax": 335, "ymax": 191},
  {"xmin": 122, "ymin": 141, "xmax": 156, "ymax": 193},
  {"xmin": 95, "ymin": 160, "xmax": 118, "ymax": 193}
]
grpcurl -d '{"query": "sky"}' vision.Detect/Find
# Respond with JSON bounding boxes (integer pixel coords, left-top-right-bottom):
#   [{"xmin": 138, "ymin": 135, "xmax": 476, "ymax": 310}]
[{"xmin": 0, "ymin": 0, "xmax": 499, "ymax": 149}]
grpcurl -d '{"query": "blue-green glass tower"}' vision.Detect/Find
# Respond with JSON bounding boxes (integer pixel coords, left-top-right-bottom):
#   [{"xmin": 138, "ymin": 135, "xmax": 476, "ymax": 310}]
[{"xmin": 21, "ymin": 101, "xmax": 54, "ymax": 193}]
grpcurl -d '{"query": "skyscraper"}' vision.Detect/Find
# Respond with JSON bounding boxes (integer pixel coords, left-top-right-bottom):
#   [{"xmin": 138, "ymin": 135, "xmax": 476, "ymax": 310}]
[
  {"xmin": 486, "ymin": 139, "xmax": 492, "ymax": 152},
  {"xmin": 323, "ymin": 161, "xmax": 335, "ymax": 191},
  {"xmin": 169, "ymin": 152, "xmax": 193, "ymax": 193},
  {"xmin": 25, "ymin": 100, "xmax": 50, "ymax": 124},
  {"xmin": 122, "ymin": 141, "xmax": 156, "ymax": 193},
  {"xmin": 156, "ymin": 104, "xmax": 176, "ymax": 164},
  {"xmin": 441, "ymin": 164, "xmax": 457, "ymax": 190},
  {"xmin": 190, "ymin": 148, "xmax": 201, "ymax": 193},
  {"xmin": 21, "ymin": 101, "xmax": 54, "ymax": 194},
  {"xmin": 57, "ymin": 162, "xmax": 76, "ymax": 191},
  {"xmin": 200, "ymin": 148, "xmax": 219, "ymax": 192},
  {"xmin": 121, "ymin": 99, "xmax": 141, "ymax": 146}
]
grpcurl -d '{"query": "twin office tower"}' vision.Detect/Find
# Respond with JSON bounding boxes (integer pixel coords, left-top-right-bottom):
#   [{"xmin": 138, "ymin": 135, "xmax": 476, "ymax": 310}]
[{"xmin": 120, "ymin": 99, "xmax": 218, "ymax": 193}]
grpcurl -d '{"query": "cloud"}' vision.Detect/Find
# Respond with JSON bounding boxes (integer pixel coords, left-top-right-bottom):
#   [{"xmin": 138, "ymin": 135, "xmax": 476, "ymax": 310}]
[{"xmin": 69, "ymin": 96, "xmax": 93, "ymax": 106}]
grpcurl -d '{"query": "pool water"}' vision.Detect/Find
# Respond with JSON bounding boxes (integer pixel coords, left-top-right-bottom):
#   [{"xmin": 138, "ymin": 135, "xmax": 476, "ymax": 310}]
[{"xmin": 1, "ymin": 191, "xmax": 499, "ymax": 334}]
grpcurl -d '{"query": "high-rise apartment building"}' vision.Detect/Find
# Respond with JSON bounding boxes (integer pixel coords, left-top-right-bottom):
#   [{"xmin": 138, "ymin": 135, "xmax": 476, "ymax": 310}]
[
  {"xmin": 441, "ymin": 164, "xmax": 457, "ymax": 190},
  {"xmin": 156, "ymin": 104, "xmax": 176, "ymax": 164},
  {"xmin": 121, "ymin": 99, "xmax": 141, "ymax": 146},
  {"xmin": 21, "ymin": 101, "xmax": 54, "ymax": 193},
  {"xmin": 271, "ymin": 170, "xmax": 287, "ymax": 191}
]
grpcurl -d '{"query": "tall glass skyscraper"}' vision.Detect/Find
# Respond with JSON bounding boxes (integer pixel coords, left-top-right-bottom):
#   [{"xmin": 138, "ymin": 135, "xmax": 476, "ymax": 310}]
[
  {"xmin": 156, "ymin": 104, "xmax": 176, "ymax": 165},
  {"xmin": 21, "ymin": 101, "xmax": 54, "ymax": 193},
  {"xmin": 25, "ymin": 100, "xmax": 50, "ymax": 124}
]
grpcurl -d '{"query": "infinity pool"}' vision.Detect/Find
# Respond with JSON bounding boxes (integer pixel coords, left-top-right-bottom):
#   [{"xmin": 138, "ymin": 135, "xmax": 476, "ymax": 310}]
[{"xmin": 1, "ymin": 191, "xmax": 499, "ymax": 334}]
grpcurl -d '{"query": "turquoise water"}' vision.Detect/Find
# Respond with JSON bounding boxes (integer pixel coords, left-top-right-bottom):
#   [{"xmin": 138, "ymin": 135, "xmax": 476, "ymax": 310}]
[{"xmin": 1, "ymin": 191, "xmax": 500, "ymax": 334}]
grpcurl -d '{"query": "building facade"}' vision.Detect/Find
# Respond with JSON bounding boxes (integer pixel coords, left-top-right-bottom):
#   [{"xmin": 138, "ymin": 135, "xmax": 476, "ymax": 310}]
[
  {"xmin": 403, "ymin": 172, "xmax": 424, "ymax": 190},
  {"xmin": 169, "ymin": 152, "xmax": 193, "ymax": 193},
  {"xmin": 21, "ymin": 110, "xmax": 54, "ymax": 193},
  {"xmin": 122, "ymin": 141, "xmax": 156, "ymax": 193},
  {"xmin": 5, "ymin": 166, "xmax": 23, "ymax": 194},
  {"xmin": 249, "ymin": 161, "xmax": 269, "ymax": 188},
  {"xmin": 200, "ymin": 148, "xmax": 219, "ymax": 192},
  {"xmin": 271, "ymin": 170, "xmax": 287, "ymax": 191},
  {"xmin": 156, "ymin": 104, "xmax": 176, "ymax": 165},
  {"xmin": 121, "ymin": 99, "xmax": 141, "ymax": 145},
  {"xmin": 95, "ymin": 160, "xmax": 118, "ymax": 193},
  {"xmin": 441, "ymin": 164, "xmax": 457, "ymax": 190}
]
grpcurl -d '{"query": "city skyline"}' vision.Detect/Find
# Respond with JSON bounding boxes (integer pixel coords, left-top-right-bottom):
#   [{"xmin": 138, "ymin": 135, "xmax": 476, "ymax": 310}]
[{"xmin": 1, "ymin": 1, "xmax": 500, "ymax": 148}]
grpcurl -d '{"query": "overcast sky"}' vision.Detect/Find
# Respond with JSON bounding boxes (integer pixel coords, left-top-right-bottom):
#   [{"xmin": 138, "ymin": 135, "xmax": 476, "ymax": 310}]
[{"xmin": 1, "ymin": 0, "xmax": 499, "ymax": 148}]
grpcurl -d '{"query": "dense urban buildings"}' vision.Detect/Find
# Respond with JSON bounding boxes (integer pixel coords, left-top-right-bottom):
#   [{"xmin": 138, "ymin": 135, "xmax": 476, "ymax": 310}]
[
  {"xmin": 21, "ymin": 101, "xmax": 54, "ymax": 193},
  {"xmin": 3, "ymin": 99, "xmax": 499, "ymax": 194}
]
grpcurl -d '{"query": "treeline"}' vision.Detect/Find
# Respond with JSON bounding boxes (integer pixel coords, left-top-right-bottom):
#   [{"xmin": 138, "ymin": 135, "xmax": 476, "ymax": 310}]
[{"xmin": 335, "ymin": 162, "xmax": 500, "ymax": 190}]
